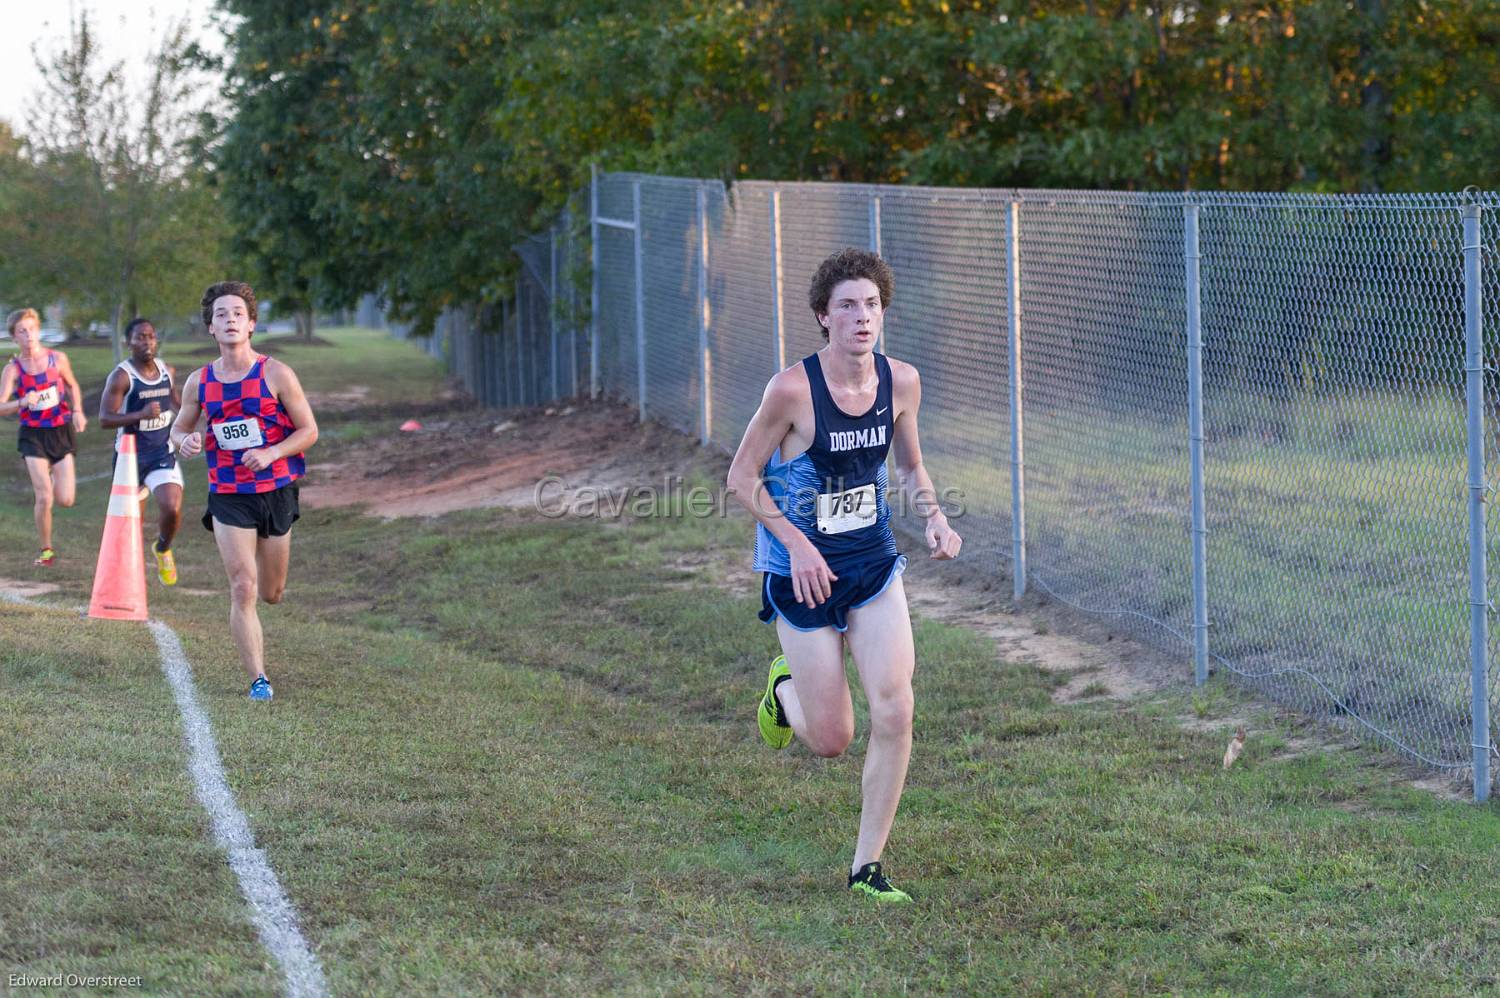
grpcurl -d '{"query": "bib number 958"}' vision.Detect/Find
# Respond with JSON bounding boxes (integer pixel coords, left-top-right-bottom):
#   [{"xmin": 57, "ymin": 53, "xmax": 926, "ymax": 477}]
[{"xmin": 212, "ymin": 418, "xmax": 264, "ymax": 451}]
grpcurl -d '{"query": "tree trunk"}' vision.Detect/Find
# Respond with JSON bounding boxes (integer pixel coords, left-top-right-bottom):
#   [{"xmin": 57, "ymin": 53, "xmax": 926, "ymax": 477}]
[
  {"xmin": 111, "ymin": 301, "xmax": 124, "ymax": 365},
  {"xmin": 1357, "ymin": 0, "xmax": 1390, "ymax": 193},
  {"xmin": 298, "ymin": 308, "xmax": 315, "ymax": 342}
]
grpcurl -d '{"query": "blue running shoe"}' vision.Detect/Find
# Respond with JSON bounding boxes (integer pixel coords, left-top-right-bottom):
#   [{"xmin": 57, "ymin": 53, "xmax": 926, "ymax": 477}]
[{"xmin": 248, "ymin": 675, "xmax": 274, "ymax": 701}]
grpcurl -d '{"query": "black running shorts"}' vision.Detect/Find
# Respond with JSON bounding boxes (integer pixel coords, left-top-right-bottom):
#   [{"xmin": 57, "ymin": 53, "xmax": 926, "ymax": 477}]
[
  {"xmin": 17, "ymin": 424, "xmax": 76, "ymax": 464},
  {"xmin": 203, "ymin": 483, "xmax": 301, "ymax": 538}
]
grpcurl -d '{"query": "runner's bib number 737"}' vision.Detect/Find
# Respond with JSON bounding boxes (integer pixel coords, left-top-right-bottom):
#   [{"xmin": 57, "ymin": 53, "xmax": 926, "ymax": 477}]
[
  {"xmin": 816, "ymin": 483, "xmax": 877, "ymax": 535},
  {"xmin": 213, "ymin": 418, "xmax": 264, "ymax": 450}
]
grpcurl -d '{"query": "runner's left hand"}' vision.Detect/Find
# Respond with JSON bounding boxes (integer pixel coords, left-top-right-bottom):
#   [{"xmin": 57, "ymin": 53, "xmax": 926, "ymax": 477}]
[
  {"xmin": 241, "ymin": 447, "xmax": 275, "ymax": 472},
  {"xmin": 72, "ymin": 411, "xmax": 87, "ymax": 433},
  {"xmin": 926, "ymin": 516, "xmax": 961, "ymax": 560}
]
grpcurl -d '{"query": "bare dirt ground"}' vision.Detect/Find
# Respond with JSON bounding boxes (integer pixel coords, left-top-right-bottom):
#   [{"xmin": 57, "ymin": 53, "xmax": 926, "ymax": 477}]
[
  {"xmin": 300, "ymin": 397, "xmax": 716, "ymax": 519},
  {"xmin": 299, "ymin": 390, "xmax": 1466, "ymax": 797}
]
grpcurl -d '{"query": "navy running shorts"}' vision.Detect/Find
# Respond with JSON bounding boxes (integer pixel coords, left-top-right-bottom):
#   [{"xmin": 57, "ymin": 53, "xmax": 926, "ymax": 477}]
[
  {"xmin": 113, "ymin": 446, "xmax": 178, "ymax": 484},
  {"xmin": 758, "ymin": 553, "xmax": 906, "ymax": 633}
]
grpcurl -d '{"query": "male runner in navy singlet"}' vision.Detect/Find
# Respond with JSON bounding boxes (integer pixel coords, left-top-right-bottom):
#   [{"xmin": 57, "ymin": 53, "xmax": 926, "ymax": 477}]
[
  {"xmin": 728, "ymin": 248, "xmax": 962, "ymax": 903},
  {"xmin": 100, "ymin": 318, "xmax": 184, "ymax": 585}
]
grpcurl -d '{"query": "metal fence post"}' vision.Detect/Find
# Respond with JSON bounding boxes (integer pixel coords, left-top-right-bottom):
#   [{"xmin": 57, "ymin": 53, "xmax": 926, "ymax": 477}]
[
  {"xmin": 870, "ymin": 193, "xmax": 884, "ymax": 354},
  {"xmin": 770, "ymin": 189, "xmax": 786, "ymax": 371},
  {"xmin": 1185, "ymin": 202, "xmax": 1210, "ymax": 687},
  {"xmin": 633, "ymin": 179, "xmax": 647, "ymax": 420},
  {"xmin": 697, "ymin": 183, "xmax": 713, "ymax": 447},
  {"xmin": 1463, "ymin": 200, "xmax": 1490, "ymax": 802},
  {"xmin": 520, "ymin": 280, "xmax": 531, "ymax": 406},
  {"xmin": 1006, "ymin": 200, "xmax": 1027, "ymax": 600},
  {"xmin": 590, "ymin": 164, "xmax": 601, "ymax": 399},
  {"xmin": 550, "ymin": 226, "xmax": 559, "ymax": 402},
  {"xmin": 568, "ymin": 213, "xmax": 579, "ymax": 397}
]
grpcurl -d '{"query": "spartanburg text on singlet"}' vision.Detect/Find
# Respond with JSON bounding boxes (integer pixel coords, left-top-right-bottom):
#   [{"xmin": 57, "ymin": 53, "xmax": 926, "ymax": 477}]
[{"xmin": 115, "ymin": 359, "xmax": 175, "ymax": 460}]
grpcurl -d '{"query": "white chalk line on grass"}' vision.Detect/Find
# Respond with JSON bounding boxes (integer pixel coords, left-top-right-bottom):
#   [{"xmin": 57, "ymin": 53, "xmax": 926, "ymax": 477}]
[
  {"xmin": 2, "ymin": 591, "xmax": 328, "ymax": 997},
  {"xmin": 147, "ymin": 620, "xmax": 330, "ymax": 998}
]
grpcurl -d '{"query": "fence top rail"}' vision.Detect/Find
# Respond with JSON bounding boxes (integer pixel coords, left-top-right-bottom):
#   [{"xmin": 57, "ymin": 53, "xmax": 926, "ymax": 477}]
[{"xmin": 597, "ymin": 171, "xmax": 1500, "ymax": 212}]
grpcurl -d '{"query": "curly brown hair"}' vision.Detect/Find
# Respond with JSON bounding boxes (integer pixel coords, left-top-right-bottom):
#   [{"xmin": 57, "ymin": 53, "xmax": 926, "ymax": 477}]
[
  {"xmin": 200, "ymin": 281, "xmax": 258, "ymax": 328},
  {"xmin": 807, "ymin": 248, "xmax": 894, "ymax": 340}
]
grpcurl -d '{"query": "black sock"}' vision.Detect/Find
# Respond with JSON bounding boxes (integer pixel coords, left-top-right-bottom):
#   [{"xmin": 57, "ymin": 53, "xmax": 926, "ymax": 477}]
[{"xmin": 771, "ymin": 673, "xmax": 792, "ymax": 725}]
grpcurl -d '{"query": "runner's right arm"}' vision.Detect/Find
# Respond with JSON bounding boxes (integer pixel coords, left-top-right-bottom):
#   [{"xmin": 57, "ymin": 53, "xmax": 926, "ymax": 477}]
[
  {"xmin": 98, "ymin": 367, "xmax": 161, "ymax": 428},
  {"xmin": 169, "ymin": 370, "xmax": 204, "ymax": 458},
  {"xmin": 0, "ymin": 361, "xmax": 26, "ymax": 417},
  {"xmin": 727, "ymin": 371, "xmax": 839, "ymax": 608}
]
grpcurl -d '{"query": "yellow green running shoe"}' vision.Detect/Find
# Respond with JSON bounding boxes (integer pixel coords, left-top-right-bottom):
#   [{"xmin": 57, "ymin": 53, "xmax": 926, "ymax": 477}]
[
  {"xmin": 153, "ymin": 539, "xmax": 177, "ymax": 586},
  {"xmin": 758, "ymin": 654, "xmax": 793, "ymax": 749},
  {"xmin": 849, "ymin": 862, "xmax": 912, "ymax": 903}
]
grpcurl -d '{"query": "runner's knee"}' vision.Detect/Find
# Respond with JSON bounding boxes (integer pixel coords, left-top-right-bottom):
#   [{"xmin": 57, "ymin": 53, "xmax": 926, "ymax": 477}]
[
  {"xmin": 806, "ymin": 719, "xmax": 854, "ymax": 758},
  {"xmin": 868, "ymin": 685, "xmax": 914, "ymax": 736},
  {"xmin": 260, "ymin": 584, "xmax": 284, "ymax": 605},
  {"xmin": 229, "ymin": 575, "xmax": 259, "ymax": 607},
  {"xmin": 54, "ymin": 493, "xmax": 75, "ymax": 508}
]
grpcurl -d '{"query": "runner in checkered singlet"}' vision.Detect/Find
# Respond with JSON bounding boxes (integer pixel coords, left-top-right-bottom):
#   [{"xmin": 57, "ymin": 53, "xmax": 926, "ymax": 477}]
[
  {"xmin": 0, "ymin": 308, "xmax": 88, "ymax": 567},
  {"xmin": 171, "ymin": 283, "xmax": 319, "ymax": 701}
]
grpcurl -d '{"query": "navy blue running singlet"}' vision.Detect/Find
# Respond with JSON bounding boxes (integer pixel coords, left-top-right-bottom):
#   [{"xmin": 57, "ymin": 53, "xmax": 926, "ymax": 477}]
[
  {"xmin": 115, "ymin": 359, "xmax": 176, "ymax": 463},
  {"xmin": 753, "ymin": 352, "xmax": 899, "ymax": 576}
]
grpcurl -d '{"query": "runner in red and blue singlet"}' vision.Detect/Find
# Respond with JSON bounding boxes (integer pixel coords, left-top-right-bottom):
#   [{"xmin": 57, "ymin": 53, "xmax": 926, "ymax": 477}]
[
  {"xmin": 171, "ymin": 282, "xmax": 319, "ymax": 701},
  {"xmin": 1, "ymin": 307, "xmax": 88, "ymax": 566}
]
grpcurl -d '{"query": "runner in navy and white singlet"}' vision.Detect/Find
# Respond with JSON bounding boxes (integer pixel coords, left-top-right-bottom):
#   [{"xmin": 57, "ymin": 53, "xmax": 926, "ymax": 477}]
[
  {"xmin": 171, "ymin": 282, "xmax": 319, "ymax": 702},
  {"xmin": 1, "ymin": 307, "xmax": 88, "ymax": 567},
  {"xmin": 728, "ymin": 248, "xmax": 962, "ymax": 904},
  {"xmin": 100, "ymin": 318, "xmax": 184, "ymax": 585}
]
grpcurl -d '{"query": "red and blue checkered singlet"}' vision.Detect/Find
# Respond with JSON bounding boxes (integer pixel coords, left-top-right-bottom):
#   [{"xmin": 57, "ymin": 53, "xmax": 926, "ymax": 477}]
[
  {"xmin": 199, "ymin": 355, "xmax": 306, "ymax": 494},
  {"xmin": 11, "ymin": 351, "xmax": 70, "ymax": 428}
]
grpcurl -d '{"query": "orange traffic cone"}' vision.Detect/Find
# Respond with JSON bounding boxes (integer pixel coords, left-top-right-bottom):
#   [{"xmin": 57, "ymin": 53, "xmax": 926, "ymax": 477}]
[{"xmin": 88, "ymin": 433, "xmax": 148, "ymax": 622}]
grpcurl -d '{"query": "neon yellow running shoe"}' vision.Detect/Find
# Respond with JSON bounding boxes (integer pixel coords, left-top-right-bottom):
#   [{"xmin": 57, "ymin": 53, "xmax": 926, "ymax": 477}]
[
  {"xmin": 758, "ymin": 654, "xmax": 793, "ymax": 749},
  {"xmin": 849, "ymin": 862, "xmax": 912, "ymax": 903},
  {"xmin": 153, "ymin": 540, "xmax": 177, "ymax": 586}
]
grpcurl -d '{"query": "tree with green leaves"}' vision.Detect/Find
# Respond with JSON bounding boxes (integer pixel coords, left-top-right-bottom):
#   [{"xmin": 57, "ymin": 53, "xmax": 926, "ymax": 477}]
[
  {"xmin": 209, "ymin": 0, "xmax": 1496, "ymax": 335},
  {"xmin": 0, "ymin": 11, "xmax": 226, "ymax": 358},
  {"xmin": 213, "ymin": 0, "xmax": 532, "ymax": 334}
]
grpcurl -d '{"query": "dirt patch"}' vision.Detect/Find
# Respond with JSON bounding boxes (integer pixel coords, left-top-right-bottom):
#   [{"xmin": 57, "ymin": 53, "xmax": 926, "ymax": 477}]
[
  {"xmin": 306, "ymin": 384, "xmax": 371, "ymax": 412},
  {"xmin": 1409, "ymin": 771, "xmax": 1472, "ymax": 803},
  {"xmin": 665, "ymin": 550, "xmax": 759, "ymax": 595},
  {"xmin": 301, "ymin": 398, "xmax": 718, "ymax": 519},
  {"xmin": 900, "ymin": 554, "xmax": 1178, "ymax": 704},
  {"xmin": 0, "ymin": 577, "xmax": 60, "ymax": 599}
]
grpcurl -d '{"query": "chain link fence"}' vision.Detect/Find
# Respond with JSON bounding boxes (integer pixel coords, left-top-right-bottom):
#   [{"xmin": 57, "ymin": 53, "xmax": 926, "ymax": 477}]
[{"xmin": 397, "ymin": 173, "xmax": 1500, "ymax": 799}]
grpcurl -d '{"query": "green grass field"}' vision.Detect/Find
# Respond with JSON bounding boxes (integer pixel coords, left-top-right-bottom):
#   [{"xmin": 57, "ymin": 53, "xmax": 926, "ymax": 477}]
[{"xmin": 4, "ymin": 328, "xmax": 1500, "ymax": 994}]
